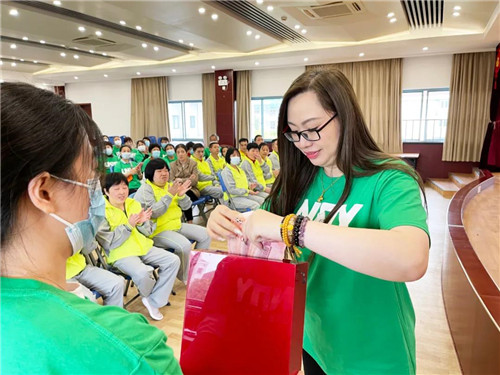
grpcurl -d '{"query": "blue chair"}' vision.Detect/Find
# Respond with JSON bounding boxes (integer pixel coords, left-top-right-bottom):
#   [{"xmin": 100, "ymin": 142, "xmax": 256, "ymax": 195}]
[
  {"xmin": 190, "ymin": 195, "xmax": 211, "ymax": 223},
  {"xmin": 147, "ymin": 136, "xmax": 157, "ymax": 144},
  {"xmin": 216, "ymin": 171, "xmax": 251, "ymax": 213}
]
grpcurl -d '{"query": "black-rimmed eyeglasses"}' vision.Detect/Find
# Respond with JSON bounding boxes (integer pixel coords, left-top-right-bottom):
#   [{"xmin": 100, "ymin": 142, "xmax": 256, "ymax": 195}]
[{"xmin": 283, "ymin": 113, "xmax": 338, "ymax": 142}]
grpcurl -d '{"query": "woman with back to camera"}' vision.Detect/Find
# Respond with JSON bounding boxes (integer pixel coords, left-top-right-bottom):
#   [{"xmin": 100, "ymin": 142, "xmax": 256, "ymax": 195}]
[
  {"xmin": 0, "ymin": 82, "xmax": 181, "ymax": 374},
  {"xmin": 207, "ymin": 69, "xmax": 430, "ymax": 375}
]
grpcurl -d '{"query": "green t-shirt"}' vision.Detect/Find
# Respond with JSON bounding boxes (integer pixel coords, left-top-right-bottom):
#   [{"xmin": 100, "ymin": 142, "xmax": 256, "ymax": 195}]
[
  {"xmin": 133, "ymin": 149, "xmax": 145, "ymax": 163},
  {"xmin": 112, "ymin": 145, "xmax": 121, "ymax": 157},
  {"xmin": 114, "ymin": 160, "xmax": 142, "ymax": 190},
  {"xmin": 1, "ymin": 277, "xmax": 182, "ymax": 375},
  {"xmin": 294, "ymin": 167, "xmax": 429, "ymax": 375},
  {"xmin": 203, "ymin": 147, "xmax": 210, "ymax": 159},
  {"xmin": 104, "ymin": 154, "xmax": 120, "ymax": 174}
]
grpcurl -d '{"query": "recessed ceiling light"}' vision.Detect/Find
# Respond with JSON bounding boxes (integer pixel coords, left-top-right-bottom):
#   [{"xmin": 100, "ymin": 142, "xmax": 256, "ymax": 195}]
[
  {"xmin": 189, "ymin": 42, "xmax": 194, "ymax": 47},
  {"xmin": 74, "ymin": 76, "xmax": 79, "ymax": 80},
  {"xmin": 74, "ymin": 47, "xmax": 79, "ymax": 50},
  {"xmin": 211, "ymin": 13, "xmax": 218, "ymax": 21},
  {"xmin": 211, "ymin": 65, "xmax": 215, "ymax": 69},
  {"xmin": 119, "ymin": 20, "xmax": 126, "ymax": 25},
  {"xmin": 89, "ymin": 49, "xmax": 95, "ymax": 53},
  {"xmin": 20, "ymin": 59, "xmax": 24, "ymax": 61},
  {"xmin": 0, "ymin": 61, "xmax": 3, "ymax": 66},
  {"xmin": 95, "ymin": 31, "xmax": 102, "ymax": 36},
  {"xmin": 10, "ymin": 44, "xmax": 17, "ymax": 49},
  {"xmin": 256, "ymin": 0, "xmax": 264, "ymax": 4},
  {"xmin": 40, "ymin": 40, "xmax": 46, "ymax": 44},
  {"xmin": 22, "ymin": 36, "xmax": 28, "ymax": 41},
  {"xmin": 136, "ymin": 25, "xmax": 142, "ymax": 30},
  {"xmin": 60, "ymin": 52, "xmax": 66, "ymax": 57},
  {"xmin": 53, "ymin": 1, "xmax": 62, "ymax": 6},
  {"xmin": 453, "ymin": 12, "xmax": 460, "ymax": 16},
  {"xmin": 422, "ymin": 47, "xmax": 429, "ymax": 51},
  {"xmin": 304, "ymin": 57, "xmax": 309, "ymax": 62},
  {"xmin": 198, "ymin": 7, "xmax": 206, "ymax": 14},
  {"xmin": 172, "ymin": 69, "xmax": 176, "ymax": 72},
  {"xmin": 454, "ymin": 6, "xmax": 461, "ymax": 11},
  {"xmin": 246, "ymin": 30, "xmax": 252, "ymax": 36},
  {"xmin": 136, "ymin": 72, "xmax": 141, "ymax": 75},
  {"xmin": 255, "ymin": 61, "xmax": 260, "ymax": 65},
  {"xmin": 102, "ymin": 53, "xmax": 107, "ymax": 56},
  {"xmin": 267, "ymin": 5, "xmax": 274, "ymax": 11},
  {"xmin": 359, "ymin": 52, "xmax": 365, "ymax": 57},
  {"xmin": 78, "ymin": 26, "xmax": 86, "ymax": 32},
  {"xmin": 9, "ymin": 9, "xmax": 19, "ymax": 16},
  {"xmin": 294, "ymin": 25, "xmax": 300, "ymax": 29},
  {"xmin": 153, "ymin": 46, "xmax": 159, "ymax": 51},
  {"xmin": 33, "ymin": 60, "xmax": 38, "ymax": 63},
  {"xmin": 60, "ymin": 44, "xmax": 66, "ymax": 47},
  {"xmin": 73, "ymin": 55, "xmax": 79, "ymax": 59},
  {"xmin": 179, "ymin": 39, "xmax": 184, "ymax": 43},
  {"xmin": 11, "ymin": 62, "xmax": 17, "ymax": 67},
  {"xmin": 387, "ymin": 12, "xmax": 395, "ymax": 18},
  {"xmin": 104, "ymin": 74, "xmax": 108, "ymax": 78},
  {"xmin": 301, "ymin": 29, "xmax": 307, "ymax": 34},
  {"xmin": 390, "ymin": 18, "xmax": 397, "ymax": 23},
  {"xmin": 255, "ymin": 34, "xmax": 261, "ymax": 40},
  {"xmin": 142, "ymin": 43, "xmax": 148, "ymax": 48}
]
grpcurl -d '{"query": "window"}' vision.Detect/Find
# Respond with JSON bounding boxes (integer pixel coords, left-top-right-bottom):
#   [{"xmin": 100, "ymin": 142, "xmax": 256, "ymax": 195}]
[
  {"xmin": 168, "ymin": 101, "xmax": 203, "ymax": 142},
  {"xmin": 401, "ymin": 89, "xmax": 449, "ymax": 142},
  {"xmin": 250, "ymin": 97, "xmax": 282, "ymax": 141}
]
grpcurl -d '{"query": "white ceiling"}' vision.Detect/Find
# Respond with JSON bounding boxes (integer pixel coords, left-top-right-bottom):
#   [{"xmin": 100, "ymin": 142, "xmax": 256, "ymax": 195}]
[{"xmin": 1, "ymin": 0, "xmax": 498, "ymax": 84}]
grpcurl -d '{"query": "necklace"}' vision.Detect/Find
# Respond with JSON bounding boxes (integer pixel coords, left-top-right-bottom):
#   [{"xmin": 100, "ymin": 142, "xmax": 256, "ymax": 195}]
[{"xmin": 317, "ymin": 172, "xmax": 341, "ymax": 202}]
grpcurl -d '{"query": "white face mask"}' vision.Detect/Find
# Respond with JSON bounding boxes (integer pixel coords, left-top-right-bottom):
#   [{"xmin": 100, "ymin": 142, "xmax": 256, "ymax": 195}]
[
  {"xmin": 138, "ymin": 145, "xmax": 146, "ymax": 152},
  {"xmin": 114, "ymin": 140, "xmax": 122, "ymax": 146}
]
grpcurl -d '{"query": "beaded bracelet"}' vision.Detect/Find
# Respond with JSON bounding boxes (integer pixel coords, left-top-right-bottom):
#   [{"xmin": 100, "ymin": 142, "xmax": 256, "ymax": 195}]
[
  {"xmin": 293, "ymin": 215, "xmax": 304, "ymax": 247},
  {"xmin": 298, "ymin": 216, "xmax": 310, "ymax": 248}
]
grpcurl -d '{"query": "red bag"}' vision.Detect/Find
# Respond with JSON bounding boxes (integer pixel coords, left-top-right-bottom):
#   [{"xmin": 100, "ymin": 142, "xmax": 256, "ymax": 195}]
[{"xmin": 180, "ymin": 250, "xmax": 308, "ymax": 375}]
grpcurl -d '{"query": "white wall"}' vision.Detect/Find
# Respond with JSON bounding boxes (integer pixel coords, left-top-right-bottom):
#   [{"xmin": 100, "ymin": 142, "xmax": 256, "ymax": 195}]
[
  {"xmin": 65, "ymin": 79, "xmax": 131, "ymax": 136},
  {"xmin": 0, "ymin": 70, "xmax": 49, "ymax": 89},
  {"xmin": 168, "ymin": 74, "xmax": 202, "ymax": 101},
  {"xmin": 251, "ymin": 66, "xmax": 305, "ymax": 97},
  {"xmin": 402, "ymin": 55, "xmax": 453, "ymax": 90}
]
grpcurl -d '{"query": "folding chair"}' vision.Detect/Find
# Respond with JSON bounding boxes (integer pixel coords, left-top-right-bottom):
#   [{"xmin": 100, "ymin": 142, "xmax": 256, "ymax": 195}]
[{"xmin": 216, "ymin": 171, "xmax": 251, "ymax": 213}]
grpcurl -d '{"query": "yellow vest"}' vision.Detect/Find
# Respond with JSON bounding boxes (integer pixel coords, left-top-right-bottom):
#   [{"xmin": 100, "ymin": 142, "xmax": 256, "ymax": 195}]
[
  {"xmin": 105, "ymin": 198, "xmax": 153, "ymax": 264},
  {"xmin": 272, "ymin": 150, "xmax": 280, "ymax": 163},
  {"xmin": 66, "ymin": 253, "xmax": 86, "ymax": 280},
  {"xmin": 146, "ymin": 180, "xmax": 183, "ymax": 235},
  {"xmin": 207, "ymin": 155, "xmax": 226, "ymax": 173},
  {"xmin": 224, "ymin": 166, "xmax": 249, "ymax": 201},
  {"xmin": 250, "ymin": 159, "xmax": 267, "ymax": 187},
  {"xmin": 264, "ymin": 158, "xmax": 275, "ymax": 185},
  {"xmin": 240, "ymin": 152, "xmax": 251, "ymax": 164},
  {"xmin": 191, "ymin": 156, "xmax": 213, "ymax": 191}
]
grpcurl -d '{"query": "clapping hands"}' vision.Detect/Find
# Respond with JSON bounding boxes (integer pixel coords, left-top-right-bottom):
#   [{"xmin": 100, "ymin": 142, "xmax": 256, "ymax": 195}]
[
  {"xmin": 168, "ymin": 179, "xmax": 191, "ymax": 196},
  {"xmin": 128, "ymin": 207, "xmax": 153, "ymax": 227}
]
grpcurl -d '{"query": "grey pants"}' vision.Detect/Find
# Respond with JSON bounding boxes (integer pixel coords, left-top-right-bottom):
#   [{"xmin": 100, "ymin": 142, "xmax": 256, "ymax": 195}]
[
  {"xmin": 200, "ymin": 185, "xmax": 224, "ymax": 199},
  {"xmin": 228, "ymin": 196, "xmax": 261, "ymax": 211},
  {"xmin": 152, "ymin": 223, "xmax": 211, "ymax": 283},
  {"xmin": 73, "ymin": 265, "xmax": 125, "ymax": 307},
  {"xmin": 113, "ymin": 246, "xmax": 180, "ymax": 308}
]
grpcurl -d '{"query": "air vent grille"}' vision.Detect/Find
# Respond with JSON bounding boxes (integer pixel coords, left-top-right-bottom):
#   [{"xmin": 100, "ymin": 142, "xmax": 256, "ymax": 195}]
[
  {"xmin": 72, "ymin": 36, "xmax": 116, "ymax": 47},
  {"xmin": 400, "ymin": 0, "xmax": 444, "ymax": 28},
  {"xmin": 301, "ymin": 1, "xmax": 365, "ymax": 19}
]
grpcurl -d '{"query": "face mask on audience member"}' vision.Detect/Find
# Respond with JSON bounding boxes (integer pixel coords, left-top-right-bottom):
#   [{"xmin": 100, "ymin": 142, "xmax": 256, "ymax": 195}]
[
  {"xmin": 121, "ymin": 152, "xmax": 131, "ymax": 160},
  {"xmin": 152, "ymin": 150, "xmax": 161, "ymax": 158},
  {"xmin": 166, "ymin": 149, "xmax": 175, "ymax": 156},
  {"xmin": 105, "ymin": 148, "xmax": 113, "ymax": 156},
  {"xmin": 161, "ymin": 142, "xmax": 168, "ymax": 149},
  {"xmin": 230, "ymin": 156, "xmax": 241, "ymax": 165},
  {"xmin": 138, "ymin": 145, "xmax": 146, "ymax": 152},
  {"xmin": 144, "ymin": 140, "xmax": 150, "ymax": 147},
  {"xmin": 114, "ymin": 140, "xmax": 122, "ymax": 146}
]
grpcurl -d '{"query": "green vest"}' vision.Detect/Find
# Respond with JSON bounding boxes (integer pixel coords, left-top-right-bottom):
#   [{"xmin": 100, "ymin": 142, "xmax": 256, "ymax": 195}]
[
  {"xmin": 66, "ymin": 253, "xmax": 86, "ymax": 280},
  {"xmin": 146, "ymin": 180, "xmax": 183, "ymax": 234},
  {"xmin": 208, "ymin": 155, "xmax": 226, "ymax": 173},
  {"xmin": 224, "ymin": 166, "xmax": 249, "ymax": 200},
  {"xmin": 105, "ymin": 198, "xmax": 153, "ymax": 264},
  {"xmin": 264, "ymin": 157, "xmax": 275, "ymax": 185},
  {"xmin": 191, "ymin": 156, "xmax": 213, "ymax": 191}
]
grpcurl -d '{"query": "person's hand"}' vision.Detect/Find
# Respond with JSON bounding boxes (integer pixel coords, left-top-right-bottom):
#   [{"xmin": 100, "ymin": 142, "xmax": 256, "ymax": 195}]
[
  {"xmin": 207, "ymin": 205, "xmax": 245, "ymax": 241},
  {"xmin": 256, "ymin": 154, "xmax": 263, "ymax": 162},
  {"xmin": 248, "ymin": 190, "xmax": 258, "ymax": 195},
  {"xmin": 273, "ymin": 169, "xmax": 279, "ymax": 177},
  {"xmin": 137, "ymin": 207, "xmax": 153, "ymax": 224},
  {"xmin": 177, "ymin": 179, "xmax": 192, "ymax": 196},
  {"xmin": 136, "ymin": 162, "xmax": 143, "ymax": 171},
  {"xmin": 249, "ymin": 182, "xmax": 257, "ymax": 190},
  {"xmin": 128, "ymin": 213, "xmax": 141, "ymax": 227},
  {"xmin": 168, "ymin": 180, "xmax": 182, "ymax": 196},
  {"xmin": 264, "ymin": 187, "xmax": 271, "ymax": 194},
  {"xmin": 242, "ymin": 209, "xmax": 282, "ymax": 247},
  {"xmin": 129, "ymin": 168, "xmax": 138, "ymax": 176}
]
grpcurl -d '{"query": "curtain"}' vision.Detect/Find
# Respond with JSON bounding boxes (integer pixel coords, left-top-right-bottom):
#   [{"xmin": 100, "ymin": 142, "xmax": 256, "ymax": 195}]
[
  {"xmin": 442, "ymin": 52, "xmax": 496, "ymax": 161},
  {"xmin": 202, "ymin": 73, "xmax": 217, "ymax": 144},
  {"xmin": 306, "ymin": 59, "xmax": 402, "ymax": 153},
  {"xmin": 235, "ymin": 70, "xmax": 251, "ymax": 141},
  {"xmin": 131, "ymin": 76, "xmax": 170, "ymax": 141}
]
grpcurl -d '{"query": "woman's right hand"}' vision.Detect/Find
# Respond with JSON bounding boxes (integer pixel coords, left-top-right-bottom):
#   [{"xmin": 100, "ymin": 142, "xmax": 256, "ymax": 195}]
[
  {"xmin": 168, "ymin": 181, "xmax": 181, "ymax": 196},
  {"xmin": 206, "ymin": 205, "xmax": 245, "ymax": 241},
  {"xmin": 128, "ymin": 213, "xmax": 141, "ymax": 227},
  {"xmin": 249, "ymin": 182, "xmax": 257, "ymax": 190}
]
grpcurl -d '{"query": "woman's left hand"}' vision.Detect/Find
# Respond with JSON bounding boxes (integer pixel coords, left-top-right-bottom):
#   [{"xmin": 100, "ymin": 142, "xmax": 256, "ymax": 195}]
[{"xmin": 242, "ymin": 209, "xmax": 282, "ymax": 245}]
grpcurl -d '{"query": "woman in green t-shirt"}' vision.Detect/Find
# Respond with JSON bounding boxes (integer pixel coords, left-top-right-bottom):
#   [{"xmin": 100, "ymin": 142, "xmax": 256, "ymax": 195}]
[
  {"xmin": 207, "ymin": 69, "xmax": 430, "ymax": 375},
  {"xmin": 142, "ymin": 143, "xmax": 170, "ymax": 172},
  {"xmin": 103, "ymin": 141, "xmax": 120, "ymax": 174},
  {"xmin": 0, "ymin": 82, "xmax": 181, "ymax": 374},
  {"xmin": 114, "ymin": 144, "xmax": 143, "ymax": 194}
]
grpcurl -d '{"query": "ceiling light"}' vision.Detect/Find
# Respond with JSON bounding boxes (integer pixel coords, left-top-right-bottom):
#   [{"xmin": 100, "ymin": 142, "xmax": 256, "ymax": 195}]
[
  {"xmin": 89, "ymin": 49, "xmax": 95, "ymax": 53},
  {"xmin": 95, "ymin": 31, "xmax": 102, "ymax": 36},
  {"xmin": 74, "ymin": 76, "xmax": 79, "ymax": 80},
  {"xmin": 189, "ymin": 42, "xmax": 194, "ymax": 47},
  {"xmin": 20, "ymin": 59, "xmax": 24, "ymax": 62},
  {"xmin": 9, "ymin": 9, "xmax": 19, "ymax": 16},
  {"xmin": 78, "ymin": 26, "xmax": 86, "ymax": 32},
  {"xmin": 179, "ymin": 39, "xmax": 184, "ymax": 43},
  {"xmin": 102, "ymin": 53, "xmax": 107, "ymax": 56},
  {"xmin": 60, "ymin": 52, "xmax": 66, "ymax": 57},
  {"xmin": 255, "ymin": 34, "xmax": 261, "ymax": 40},
  {"xmin": 11, "ymin": 62, "xmax": 17, "ymax": 67},
  {"xmin": 453, "ymin": 12, "xmax": 460, "ymax": 16},
  {"xmin": 198, "ymin": 7, "xmax": 206, "ymax": 14},
  {"xmin": 119, "ymin": 20, "xmax": 126, "ymax": 25},
  {"xmin": 267, "ymin": 5, "xmax": 274, "ymax": 11},
  {"xmin": 246, "ymin": 30, "xmax": 252, "ymax": 36},
  {"xmin": 136, "ymin": 25, "xmax": 142, "ymax": 30},
  {"xmin": 359, "ymin": 52, "xmax": 365, "ymax": 57},
  {"xmin": 40, "ymin": 40, "xmax": 46, "ymax": 44},
  {"xmin": 301, "ymin": 29, "xmax": 307, "ymax": 34},
  {"xmin": 22, "ymin": 36, "xmax": 28, "ymax": 41},
  {"xmin": 304, "ymin": 57, "xmax": 309, "ymax": 62},
  {"xmin": 10, "ymin": 44, "xmax": 17, "ymax": 49},
  {"xmin": 0, "ymin": 61, "xmax": 3, "ymax": 66},
  {"xmin": 53, "ymin": 1, "xmax": 62, "ymax": 6},
  {"xmin": 74, "ymin": 47, "xmax": 79, "ymax": 50},
  {"xmin": 153, "ymin": 46, "xmax": 159, "ymax": 51},
  {"xmin": 387, "ymin": 12, "xmax": 395, "ymax": 18},
  {"xmin": 294, "ymin": 25, "xmax": 300, "ymax": 29},
  {"xmin": 73, "ymin": 55, "xmax": 79, "ymax": 59},
  {"xmin": 136, "ymin": 72, "xmax": 141, "ymax": 75},
  {"xmin": 256, "ymin": 0, "xmax": 264, "ymax": 4},
  {"xmin": 0, "ymin": 80, "xmax": 4, "ymax": 83},
  {"xmin": 390, "ymin": 18, "xmax": 397, "ymax": 23},
  {"xmin": 211, "ymin": 65, "xmax": 215, "ymax": 69},
  {"xmin": 211, "ymin": 13, "xmax": 218, "ymax": 21},
  {"xmin": 60, "ymin": 44, "xmax": 66, "ymax": 47},
  {"xmin": 142, "ymin": 43, "xmax": 147, "ymax": 48},
  {"xmin": 255, "ymin": 61, "xmax": 260, "ymax": 66},
  {"xmin": 104, "ymin": 74, "xmax": 108, "ymax": 78},
  {"xmin": 33, "ymin": 60, "xmax": 38, "ymax": 63},
  {"xmin": 172, "ymin": 69, "xmax": 176, "ymax": 72},
  {"xmin": 422, "ymin": 47, "xmax": 429, "ymax": 51},
  {"xmin": 454, "ymin": 6, "xmax": 461, "ymax": 11}
]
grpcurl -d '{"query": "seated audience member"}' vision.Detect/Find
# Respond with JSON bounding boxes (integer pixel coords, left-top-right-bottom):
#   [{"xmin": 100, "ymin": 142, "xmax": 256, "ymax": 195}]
[
  {"xmin": 103, "ymin": 135, "xmax": 109, "ymax": 142},
  {"xmin": 186, "ymin": 141, "xmax": 195, "ymax": 156},
  {"xmin": 1, "ymin": 82, "xmax": 181, "ymax": 374},
  {"xmin": 221, "ymin": 145, "xmax": 229, "ymax": 158},
  {"xmin": 220, "ymin": 148, "xmax": 264, "ymax": 210},
  {"xmin": 254, "ymin": 134, "xmax": 264, "ymax": 145},
  {"xmin": 143, "ymin": 137, "xmax": 151, "ymax": 148},
  {"xmin": 103, "ymin": 141, "xmax": 119, "ymax": 173},
  {"xmin": 66, "ymin": 242, "xmax": 125, "ymax": 307},
  {"xmin": 259, "ymin": 142, "xmax": 275, "ymax": 187},
  {"xmin": 204, "ymin": 133, "xmax": 219, "ymax": 158},
  {"xmin": 142, "ymin": 143, "xmax": 169, "ymax": 172},
  {"xmin": 268, "ymin": 138, "xmax": 280, "ymax": 176},
  {"xmin": 169, "ymin": 144, "xmax": 199, "ymax": 223},
  {"xmin": 206, "ymin": 141, "xmax": 226, "ymax": 175},
  {"xmin": 164, "ymin": 143, "xmax": 177, "ymax": 164},
  {"xmin": 135, "ymin": 159, "xmax": 211, "ymax": 284},
  {"xmin": 191, "ymin": 143, "xmax": 223, "ymax": 199},
  {"xmin": 159, "ymin": 137, "xmax": 170, "ymax": 157},
  {"xmin": 97, "ymin": 173, "xmax": 180, "ymax": 321},
  {"xmin": 238, "ymin": 138, "xmax": 249, "ymax": 161},
  {"xmin": 240, "ymin": 142, "xmax": 271, "ymax": 195},
  {"xmin": 123, "ymin": 136, "xmax": 134, "ymax": 149},
  {"xmin": 113, "ymin": 145, "xmax": 143, "ymax": 194},
  {"xmin": 134, "ymin": 139, "xmax": 148, "ymax": 163},
  {"xmin": 112, "ymin": 136, "xmax": 122, "ymax": 156}
]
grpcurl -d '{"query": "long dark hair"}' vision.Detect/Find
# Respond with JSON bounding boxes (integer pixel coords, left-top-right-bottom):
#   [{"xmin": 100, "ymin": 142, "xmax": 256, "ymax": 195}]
[
  {"xmin": 1, "ymin": 82, "xmax": 103, "ymax": 246},
  {"xmin": 267, "ymin": 69, "xmax": 425, "ymax": 223}
]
